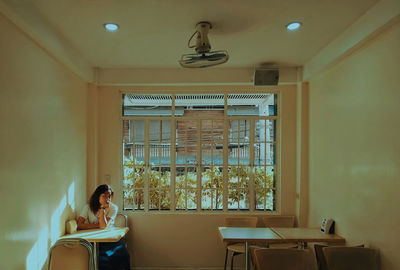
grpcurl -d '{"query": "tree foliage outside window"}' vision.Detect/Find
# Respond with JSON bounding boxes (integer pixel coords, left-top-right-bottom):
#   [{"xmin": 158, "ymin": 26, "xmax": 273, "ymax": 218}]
[{"xmin": 123, "ymin": 159, "xmax": 274, "ymax": 210}]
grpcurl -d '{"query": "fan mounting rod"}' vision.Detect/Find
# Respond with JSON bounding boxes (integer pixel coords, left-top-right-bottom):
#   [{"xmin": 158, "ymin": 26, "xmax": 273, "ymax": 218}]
[{"xmin": 195, "ymin": 21, "xmax": 212, "ymax": 54}]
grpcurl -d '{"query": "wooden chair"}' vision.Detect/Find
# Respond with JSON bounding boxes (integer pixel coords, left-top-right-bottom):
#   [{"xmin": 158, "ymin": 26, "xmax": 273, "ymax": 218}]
[
  {"xmin": 323, "ymin": 247, "xmax": 380, "ymax": 270},
  {"xmin": 47, "ymin": 238, "xmax": 94, "ymax": 270},
  {"xmin": 314, "ymin": 244, "xmax": 364, "ymax": 270},
  {"xmin": 248, "ymin": 216, "xmax": 298, "ymax": 270},
  {"xmin": 114, "ymin": 212, "xmax": 128, "ymax": 227},
  {"xmin": 263, "ymin": 216, "xmax": 297, "ymax": 248},
  {"xmin": 114, "ymin": 212, "xmax": 128, "ymax": 246},
  {"xmin": 254, "ymin": 248, "xmax": 314, "ymax": 270},
  {"xmin": 249, "ymin": 246, "xmax": 264, "ymax": 270},
  {"xmin": 314, "ymin": 244, "xmax": 330, "ymax": 270},
  {"xmin": 263, "ymin": 215, "xmax": 295, "ymax": 227},
  {"xmin": 223, "ymin": 217, "xmax": 258, "ymax": 270}
]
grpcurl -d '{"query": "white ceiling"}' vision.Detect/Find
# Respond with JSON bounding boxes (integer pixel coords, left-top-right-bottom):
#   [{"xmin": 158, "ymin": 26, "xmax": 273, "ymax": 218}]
[{"xmin": 2, "ymin": 0, "xmax": 379, "ymax": 70}]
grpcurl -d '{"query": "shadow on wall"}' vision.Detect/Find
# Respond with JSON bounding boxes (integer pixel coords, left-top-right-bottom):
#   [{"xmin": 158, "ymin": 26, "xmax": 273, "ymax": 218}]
[{"xmin": 24, "ymin": 182, "xmax": 76, "ymax": 270}]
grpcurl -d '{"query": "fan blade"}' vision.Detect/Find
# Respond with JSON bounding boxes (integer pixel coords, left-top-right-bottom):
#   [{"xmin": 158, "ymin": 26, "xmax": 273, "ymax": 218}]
[{"xmin": 179, "ymin": 51, "xmax": 229, "ymax": 68}]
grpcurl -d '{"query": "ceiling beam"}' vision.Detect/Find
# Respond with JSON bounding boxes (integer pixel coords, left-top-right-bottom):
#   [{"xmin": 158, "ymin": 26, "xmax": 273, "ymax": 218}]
[
  {"xmin": 0, "ymin": 0, "xmax": 93, "ymax": 81},
  {"xmin": 303, "ymin": 0, "xmax": 400, "ymax": 81},
  {"xmin": 96, "ymin": 67, "xmax": 300, "ymax": 86}
]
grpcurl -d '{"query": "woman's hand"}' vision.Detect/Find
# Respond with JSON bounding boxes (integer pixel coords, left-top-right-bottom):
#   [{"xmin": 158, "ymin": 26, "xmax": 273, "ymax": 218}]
[
  {"xmin": 99, "ymin": 192, "xmax": 111, "ymax": 209},
  {"xmin": 101, "ymin": 202, "xmax": 110, "ymax": 208},
  {"xmin": 98, "ymin": 190, "xmax": 113, "ymax": 229}
]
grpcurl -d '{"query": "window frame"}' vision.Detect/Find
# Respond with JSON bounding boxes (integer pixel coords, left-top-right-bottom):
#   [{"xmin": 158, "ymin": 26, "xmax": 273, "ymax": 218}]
[{"xmin": 120, "ymin": 90, "xmax": 281, "ymax": 214}]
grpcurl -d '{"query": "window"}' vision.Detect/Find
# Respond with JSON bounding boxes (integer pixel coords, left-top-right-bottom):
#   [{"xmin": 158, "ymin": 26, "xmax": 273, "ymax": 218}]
[{"xmin": 122, "ymin": 93, "xmax": 278, "ymax": 212}]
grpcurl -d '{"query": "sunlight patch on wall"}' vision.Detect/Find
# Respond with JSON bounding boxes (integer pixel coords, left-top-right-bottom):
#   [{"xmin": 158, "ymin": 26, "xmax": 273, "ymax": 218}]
[
  {"xmin": 25, "ymin": 182, "xmax": 77, "ymax": 269},
  {"xmin": 50, "ymin": 195, "xmax": 67, "ymax": 245},
  {"xmin": 26, "ymin": 226, "xmax": 48, "ymax": 270},
  {"xmin": 68, "ymin": 182, "xmax": 75, "ymax": 211}
]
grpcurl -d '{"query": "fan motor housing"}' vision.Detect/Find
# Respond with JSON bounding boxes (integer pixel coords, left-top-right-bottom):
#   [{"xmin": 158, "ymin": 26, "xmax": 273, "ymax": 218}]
[{"xmin": 195, "ymin": 22, "xmax": 212, "ymax": 54}]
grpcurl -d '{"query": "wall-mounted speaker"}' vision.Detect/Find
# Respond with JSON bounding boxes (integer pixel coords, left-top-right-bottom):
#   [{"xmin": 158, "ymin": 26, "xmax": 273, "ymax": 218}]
[{"xmin": 254, "ymin": 69, "xmax": 279, "ymax": 85}]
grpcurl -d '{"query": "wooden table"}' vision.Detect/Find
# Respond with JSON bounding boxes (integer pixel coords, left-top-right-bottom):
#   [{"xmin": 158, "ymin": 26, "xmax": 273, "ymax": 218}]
[
  {"xmin": 219, "ymin": 227, "xmax": 282, "ymax": 270},
  {"xmin": 60, "ymin": 226, "xmax": 129, "ymax": 270},
  {"xmin": 271, "ymin": 227, "xmax": 345, "ymax": 247},
  {"xmin": 218, "ymin": 227, "xmax": 345, "ymax": 270}
]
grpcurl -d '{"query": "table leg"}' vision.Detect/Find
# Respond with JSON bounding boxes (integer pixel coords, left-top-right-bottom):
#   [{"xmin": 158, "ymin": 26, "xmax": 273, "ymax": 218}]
[
  {"xmin": 245, "ymin": 242, "xmax": 249, "ymax": 270},
  {"xmin": 93, "ymin": 242, "xmax": 98, "ymax": 270},
  {"xmin": 300, "ymin": 241, "xmax": 307, "ymax": 249}
]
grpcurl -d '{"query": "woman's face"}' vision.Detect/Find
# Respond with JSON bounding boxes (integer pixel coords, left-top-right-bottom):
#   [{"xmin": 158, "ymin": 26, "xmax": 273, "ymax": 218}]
[{"xmin": 99, "ymin": 190, "xmax": 112, "ymax": 206}]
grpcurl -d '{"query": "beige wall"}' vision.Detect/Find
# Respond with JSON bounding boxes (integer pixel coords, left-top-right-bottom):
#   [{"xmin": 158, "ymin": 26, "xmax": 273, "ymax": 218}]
[
  {"xmin": 1, "ymin": 2, "xmax": 398, "ymax": 269},
  {"xmin": 308, "ymin": 21, "xmax": 400, "ymax": 269},
  {"xmin": 92, "ymin": 85, "xmax": 298, "ymax": 268},
  {"xmin": 0, "ymin": 13, "xmax": 88, "ymax": 270}
]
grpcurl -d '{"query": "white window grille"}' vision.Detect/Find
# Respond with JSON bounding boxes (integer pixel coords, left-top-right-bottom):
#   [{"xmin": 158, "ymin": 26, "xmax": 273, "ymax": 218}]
[{"xmin": 122, "ymin": 93, "xmax": 278, "ymax": 212}]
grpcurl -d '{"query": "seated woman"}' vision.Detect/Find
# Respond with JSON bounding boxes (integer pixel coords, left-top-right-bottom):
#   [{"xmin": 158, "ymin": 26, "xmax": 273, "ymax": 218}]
[{"xmin": 77, "ymin": 184, "xmax": 130, "ymax": 270}]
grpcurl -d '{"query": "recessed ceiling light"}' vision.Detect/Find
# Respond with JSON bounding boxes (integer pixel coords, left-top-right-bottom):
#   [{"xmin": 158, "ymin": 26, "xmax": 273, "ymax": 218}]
[
  {"xmin": 104, "ymin": 23, "xmax": 119, "ymax": 32},
  {"xmin": 286, "ymin": 22, "xmax": 302, "ymax": 31}
]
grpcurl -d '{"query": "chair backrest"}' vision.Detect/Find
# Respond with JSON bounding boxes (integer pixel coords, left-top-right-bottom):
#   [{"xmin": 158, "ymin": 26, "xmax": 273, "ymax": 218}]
[
  {"xmin": 47, "ymin": 238, "xmax": 94, "ymax": 270},
  {"xmin": 263, "ymin": 215, "xmax": 295, "ymax": 227},
  {"xmin": 114, "ymin": 212, "xmax": 128, "ymax": 246},
  {"xmin": 254, "ymin": 248, "xmax": 313, "ymax": 270},
  {"xmin": 249, "ymin": 246, "xmax": 262, "ymax": 270},
  {"xmin": 114, "ymin": 212, "xmax": 128, "ymax": 227},
  {"xmin": 224, "ymin": 217, "xmax": 258, "ymax": 227},
  {"xmin": 323, "ymin": 247, "xmax": 380, "ymax": 270},
  {"xmin": 314, "ymin": 244, "xmax": 329, "ymax": 270},
  {"xmin": 315, "ymin": 244, "xmax": 365, "ymax": 270}
]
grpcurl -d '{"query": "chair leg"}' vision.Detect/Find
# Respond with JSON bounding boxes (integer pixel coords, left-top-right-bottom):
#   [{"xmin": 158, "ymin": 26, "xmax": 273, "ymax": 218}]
[
  {"xmin": 231, "ymin": 252, "xmax": 236, "ymax": 270},
  {"xmin": 224, "ymin": 249, "xmax": 228, "ymax": 270}
]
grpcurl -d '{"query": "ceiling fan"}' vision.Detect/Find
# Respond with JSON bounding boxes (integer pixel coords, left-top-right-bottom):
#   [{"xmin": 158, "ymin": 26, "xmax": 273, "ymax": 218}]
[{"xmin": 179, "ymin": 21, "xmax": 229, "ymax": 68}]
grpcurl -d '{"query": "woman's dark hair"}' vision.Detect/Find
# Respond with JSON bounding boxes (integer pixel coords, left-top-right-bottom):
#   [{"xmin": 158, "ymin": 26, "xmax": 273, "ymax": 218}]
[{"xmin": 89, "ymin": 184, "xmax": 113, "ymax": 213}]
